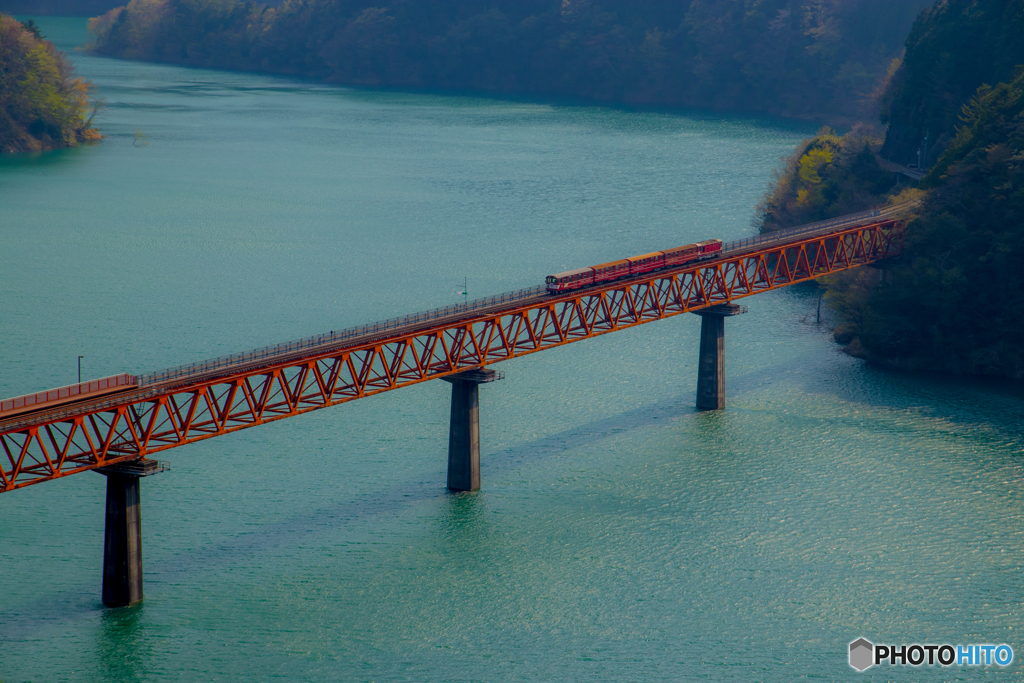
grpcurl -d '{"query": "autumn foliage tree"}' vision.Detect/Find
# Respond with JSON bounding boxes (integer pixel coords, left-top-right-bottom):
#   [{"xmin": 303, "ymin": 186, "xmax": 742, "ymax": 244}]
[
  {"xmin": 0, "ymin": 13, "xmax": 101, "ymax": 152},
  {"xmin": 756, "ymin": 126, "xmax": 896, "ymax": 231}
]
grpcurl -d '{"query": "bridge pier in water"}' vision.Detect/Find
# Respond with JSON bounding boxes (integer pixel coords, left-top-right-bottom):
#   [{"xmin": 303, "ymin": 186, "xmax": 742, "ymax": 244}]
[
  {"xmin": 442, "ymin": 368, "xmax": 503, "ymax": 491},
  {"xmin": 96, "ymin": 459, "xmax": 166, "ymax": 608},
  {"xmin": 694, "ymin": 304, "xmax": 747, "ymax": 410}
]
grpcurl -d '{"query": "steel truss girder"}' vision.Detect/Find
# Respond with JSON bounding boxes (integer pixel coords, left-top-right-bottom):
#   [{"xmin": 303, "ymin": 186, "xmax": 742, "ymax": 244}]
[{"xmin": 0, "ymin": 220, "xmax": 902, "ymax": 492}]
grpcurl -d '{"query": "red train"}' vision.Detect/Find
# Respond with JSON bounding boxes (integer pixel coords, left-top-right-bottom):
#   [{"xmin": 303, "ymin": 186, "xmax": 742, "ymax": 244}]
[{"xmin": 546, "ymin": 238, "xmax": 723, "ymax": 293}]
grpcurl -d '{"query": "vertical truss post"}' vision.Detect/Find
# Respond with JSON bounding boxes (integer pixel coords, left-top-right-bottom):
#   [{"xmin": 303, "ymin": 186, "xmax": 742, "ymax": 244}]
[
  {"xmin": 96, "ymin": 459, "xmax": 167, "ymax": 608},
  {"xmin": 693, "ymin": 304, "xmax": 747, "ymax": 411},
  {"xmin": 441, "ymin": 368, "xmax": 503, "ymax": 491}
]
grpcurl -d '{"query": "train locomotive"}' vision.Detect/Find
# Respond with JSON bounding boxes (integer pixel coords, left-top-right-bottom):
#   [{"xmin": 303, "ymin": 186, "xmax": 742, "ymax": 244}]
[{"xmin": 545, "ymin": 238, "xmax": 723, "ymax": 293}]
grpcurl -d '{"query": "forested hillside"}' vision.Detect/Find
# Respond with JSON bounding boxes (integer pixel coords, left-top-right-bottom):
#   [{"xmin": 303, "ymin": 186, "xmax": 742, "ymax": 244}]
[
  {"xmin": 864, "ymin": 69, "xmax": 1024, "ymax": 376},
  {"xmin": 756, "ymin": 126, "xmax": 898, "ymax": 232},
  {"xmin": 87, "ymin": 0, "xmax": 931, "ymax": 121},
  {"xmin": 0, "ymin": 13, "xmax": 100, "ymax": 152},
  {"xmin": 758, "ymin": 0, "xmax": 1024, "ymax": 378},
  {"xmin": 880, "ymin": 0, "xmax": 1024, "ymax": 166},
  {"xmin": 0, "ymin": 0, "xmax": 124, "ymax": 15}
]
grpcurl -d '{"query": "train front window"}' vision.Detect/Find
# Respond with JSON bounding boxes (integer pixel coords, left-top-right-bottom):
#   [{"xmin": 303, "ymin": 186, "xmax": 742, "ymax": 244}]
[{"xmin": 546, "ymin": 276, "xmax": 555, "ymax": 284}]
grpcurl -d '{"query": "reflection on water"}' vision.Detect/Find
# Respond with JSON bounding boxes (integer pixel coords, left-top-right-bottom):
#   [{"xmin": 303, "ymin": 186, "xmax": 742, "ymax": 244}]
[{"xmin": 99, "ymin": 605, "xmax": 149, "ymax": 683}]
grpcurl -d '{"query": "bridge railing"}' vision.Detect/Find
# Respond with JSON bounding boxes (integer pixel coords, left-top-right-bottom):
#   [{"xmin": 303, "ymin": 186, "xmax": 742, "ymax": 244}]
[
  {"xmin": 0, "ymin": 374, "xmax": 138, "ymax": 418},
  {"xmin": 138, "ymin": 285, "xmax": 548, "ymax": 386},
  {"xmin": 722, "ymin": 202, "xmax": 914, "ymax": 254},
  {"xmin": 138, "ymin": 202, "xmax": 916, "ymax": 388}
]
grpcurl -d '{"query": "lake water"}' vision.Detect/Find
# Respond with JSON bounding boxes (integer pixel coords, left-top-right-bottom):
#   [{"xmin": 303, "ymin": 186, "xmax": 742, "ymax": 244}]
[{"xmin": 2, "ymin": 16, "xmax": 1023, "ymax": 683}]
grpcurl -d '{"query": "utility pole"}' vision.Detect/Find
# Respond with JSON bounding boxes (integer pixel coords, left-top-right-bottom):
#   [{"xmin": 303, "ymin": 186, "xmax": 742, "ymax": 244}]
[{"xmin": 78, "ymin": 356, "xmax": 84, "ymax": 384}]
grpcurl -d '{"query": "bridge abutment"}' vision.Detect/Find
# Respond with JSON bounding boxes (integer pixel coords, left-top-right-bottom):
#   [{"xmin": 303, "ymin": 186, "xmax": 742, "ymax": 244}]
[
  {"xmin": 694, "ymin": 304, "xmax": 747, "ymax": 410},
  {"xmin": 96, "ymin": 459, "xmax": 166, "ymax": 608},
  {"xmin": 442, "ymin": 368, "xmax": 502, "ymax": 491}
]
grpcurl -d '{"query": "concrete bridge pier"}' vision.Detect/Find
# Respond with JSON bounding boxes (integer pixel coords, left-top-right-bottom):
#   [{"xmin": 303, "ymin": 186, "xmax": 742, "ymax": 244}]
[
  {"xmin": 442, "ymin": 368, "xmax": 503, "ymax": 491},
  {"xmin": 96, "ymin": 459, "xmax": 166, "ymax": 608},
  {"xmin": 693, "ymin": 304, "xmax": 747, "ymax": 410}
]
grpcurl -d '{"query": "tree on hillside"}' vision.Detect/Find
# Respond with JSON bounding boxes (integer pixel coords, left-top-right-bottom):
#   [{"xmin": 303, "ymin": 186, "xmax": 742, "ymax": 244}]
[{"xmin": 0, "ymin": 13, "xmax": 101, "ymax": 152}]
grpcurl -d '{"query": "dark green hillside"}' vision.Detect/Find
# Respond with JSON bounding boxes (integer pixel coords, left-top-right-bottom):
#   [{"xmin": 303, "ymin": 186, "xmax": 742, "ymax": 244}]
[
  {"xmin": 0, "ymin": 0, "xmax": 125, "ymax": 15},
  {"xmin": 860, "ymin": 69, "xmax": 1024, "ymax": 376},
  {"xmin": 880, "ymin": 0, "xmax": 1024, "ymax": 167},
  {"xmin": 87, "ymin": 0, "xmax": 932, "ymax": 122},
  {"xmin": 0, "ymin": 13, "xmax": 100, "ymax": 151},
  {"xmin": 758, "ymin": 0, "xmax": 1024, "ymax": 378}
]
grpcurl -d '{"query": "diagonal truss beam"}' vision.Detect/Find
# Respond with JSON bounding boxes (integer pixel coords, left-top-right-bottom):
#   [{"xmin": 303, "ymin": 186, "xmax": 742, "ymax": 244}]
[{"xmin": 0, "ymin": 219, "xmax": 903, "ymax": 492}]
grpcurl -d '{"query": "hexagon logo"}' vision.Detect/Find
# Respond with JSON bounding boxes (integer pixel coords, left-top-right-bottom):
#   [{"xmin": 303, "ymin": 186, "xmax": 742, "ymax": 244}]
[{"xmin": 849, "ymin": 638, "xmax": 874, "ymax": 671}]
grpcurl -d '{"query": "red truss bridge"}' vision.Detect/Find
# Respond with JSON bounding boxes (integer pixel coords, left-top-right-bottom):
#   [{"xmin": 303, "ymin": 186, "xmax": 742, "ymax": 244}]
[
  {"xmin": 1, "ymin": 204, "xmax": 908, "ymax": 495},
  {"xmin": 2, "ymin": 203, "xmax": 911, "ymax": 607}
]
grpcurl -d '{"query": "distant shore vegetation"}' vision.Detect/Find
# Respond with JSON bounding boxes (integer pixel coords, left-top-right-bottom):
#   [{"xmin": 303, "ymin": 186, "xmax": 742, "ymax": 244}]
[
  {"xmin": 758, "ymin": 0, "xmax": 1024, "ymax": 379},
  {"xmin": 0, "ymin": 13, "xmax": 101, "ymax": 152},
  {"xmin": 0, "ymin": 0, "xmax": 125, "ymax": 16},
  {"xmin": 86, "ymin": 0, "xmax": 931, "ymax": 123}
]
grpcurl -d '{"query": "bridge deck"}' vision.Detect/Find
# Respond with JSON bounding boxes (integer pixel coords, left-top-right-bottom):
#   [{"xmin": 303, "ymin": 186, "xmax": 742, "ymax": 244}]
[{"xmin": 0, "ymin": 204, "xmax": 909, "ymax": 491}]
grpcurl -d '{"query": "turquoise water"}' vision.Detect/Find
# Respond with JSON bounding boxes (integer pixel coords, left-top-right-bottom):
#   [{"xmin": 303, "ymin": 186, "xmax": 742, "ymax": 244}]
[{"xmin": 2, "ymin": 17, "xmax": 1024, "ymax": 682}]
